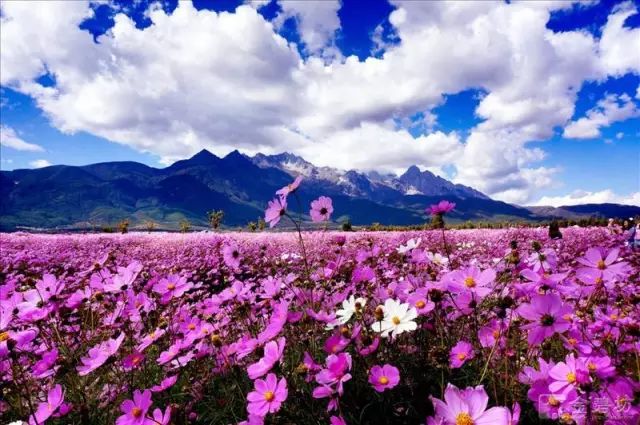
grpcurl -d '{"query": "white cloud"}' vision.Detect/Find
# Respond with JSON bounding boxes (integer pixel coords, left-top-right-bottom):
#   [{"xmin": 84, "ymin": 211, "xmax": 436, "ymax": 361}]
[
  {"xmin": 0, "ymin": 0, "xmax": 638, "ymax": 204},
  {"xmin": 274, "ymin": 0, "xmax": 341, "ymax": 56},
  {"xmin": 533, "ymin": 190, "xmax": 640, "ymax": 207},
  {"xmin": 0, "ymin": 125, "xmax": 45, "ymax": 151},
  {"xmin": 563, "ymin": 93, "xmax": 639, "ymax": 139},
  {"xmin": 29, "ymin": 159, "xmax": 52, "ymax": 168}
]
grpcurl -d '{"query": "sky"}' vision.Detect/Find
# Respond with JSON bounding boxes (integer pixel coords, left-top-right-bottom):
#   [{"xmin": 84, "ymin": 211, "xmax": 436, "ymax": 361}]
[{"xmin": 0, "ymin": 0, "xmax": 639, "ymax": 207}]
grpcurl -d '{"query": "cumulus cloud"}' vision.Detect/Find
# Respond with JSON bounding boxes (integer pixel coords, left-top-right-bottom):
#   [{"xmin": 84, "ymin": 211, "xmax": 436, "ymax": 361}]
[
  {"xmin": 533, "ymin": 190, "xmax": 640, "ymax": 207},
  {"xmin": 274, "ymin": 0, "xmax": 341, "ymax": 56},
  {"xmin": 0, "ymin": 125, "xmax": 44, "ymax": 151},
  {"xmin": 0, "ymin": 0, "xmax": 639, "ymax": 204},
  {"xmin": 563, "ymin": 93, "xmax": 639, "ymax": 139},
  {"xmin": 29, "ymin": 159, "xmax": 52, "ymax": 168}
]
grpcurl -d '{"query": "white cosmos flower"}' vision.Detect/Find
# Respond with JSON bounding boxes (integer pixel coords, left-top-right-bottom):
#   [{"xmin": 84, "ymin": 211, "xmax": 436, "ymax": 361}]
[
  {"xmin": 327, "ymin": 295, "xmax": 366, "ymax": 329},
  {"xmin": 397, "ymin": 238, "xmax": 421, "ymax": 254},
  {"xmin": 426, "ymin": 251, "xmax": 449, "ymax": 267},
  {"xmin": 371, "ymin": 298, "xmax": 418, "ymax": 338}
]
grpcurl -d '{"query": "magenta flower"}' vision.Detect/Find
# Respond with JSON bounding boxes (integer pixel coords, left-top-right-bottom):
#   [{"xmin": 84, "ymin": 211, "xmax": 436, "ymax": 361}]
[
  {"xmin": 276, "ymin": 175, "xmax": 302, "ymax": 198},
  {"xmin": 314, "ymin": 352, "xmax": 352, "ymax": 396},
  {"xmin": 29, "ymin": 385, "xmax": 64, "ymax": 425},
  {"xmin": 368, "ymin": 364, "xmax": 400, "ymax": 392},
  {"xmin": 429, "ymin": 383, "xmax": 509, "ymax": 425},
  {"xmin": 516, "ymin": 293, "xmax": 573, "ymax": 345},
  {"xmin": 153, "ymin": 274, "xmax": 193, "ymax": 302},
  {"xmin": 221, "ymin": 241, "xmax": 242, "ymax": 270},
  {"xmin": 247, "ymin": 337, "xmax": 286, "ymax": 379},
  {"xmin": 77, "ymin": 333, "xmax": 125, "ymax": 376},
  {"xmin": 426, "ymin": 200, "xmax": 456, "ymax": 216},
  {"xmin": 449, "ymin": 341, "xmax": 475, "ymax": 368},
  {"xmin": 548, "ymin": 354, "xmax": 589, "ymax": 394},
  {"xmin": 116, "ymin": 389, "xmax": 152, "ymax": 425},
  {"xmin": 151, "ymin": 375, "xmax": 178, "ymax": 393},
  {"xmin": 310, "ymin": 196, "xmax": 334, "ymax": 222},
  {"xmin": 265, "ymin": 197, "xmax": 287, "ymax": 228},
  {"xmin": 330, "ymin": 416, "xmax": 347, "ymax": 425},
  {"xmin": 150, "ymin": 406, "xmax": 171, "ymax": 425},
  {"xmin": 445, "ymin": 266, "xmax": 496, "ymax": 298},
  {"xmin": 576, "ymin": 247, "xmax": 628, "ymax": 283},
  {"xmin": 246, "ymin": 373, "xmax": 288, "ymax": 417},
  {"xmin": 122, "ymin": 351, "xmax": 145, "ymax": 371}
]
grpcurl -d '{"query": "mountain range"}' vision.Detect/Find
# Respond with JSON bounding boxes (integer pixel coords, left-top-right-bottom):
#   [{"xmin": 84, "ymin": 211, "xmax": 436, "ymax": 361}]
[{"xmin": 1, "ymin": 149, "xmax": 638, "ymax": 230}]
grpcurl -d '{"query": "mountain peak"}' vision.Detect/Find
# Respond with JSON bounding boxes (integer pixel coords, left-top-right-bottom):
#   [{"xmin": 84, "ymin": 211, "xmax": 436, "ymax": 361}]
[{"xmin": 401, "ymin": 165, "xmax": 422, "ymax": 178}]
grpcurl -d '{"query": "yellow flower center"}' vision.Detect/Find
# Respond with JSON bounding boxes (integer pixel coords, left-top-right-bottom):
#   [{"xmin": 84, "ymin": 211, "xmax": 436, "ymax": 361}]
[
  {"xmin": 597, "ymin": 260, "xmax": 606, "ymax": 270},
  {"xmin": 587, "ymin": 362, "xmax": 596, "ymax": 371},
  {"xmin": 464, "ymin": 277, "xmax": 476, "ymax": 288},
  {"xmin": 492, "ymin": 330, "xmax": 500, "ymax": 338},
  {"xmin": 188, "ymin": 323, "xmax": 196, "ymax": 330},
  {"xmin": 167, "ymin": 283, "xmax": 176, "ymax": 290},
  {"xmin": 415, "ymin": 300, "xmax": 426, "ymax": 309},
  {"xmin": 548, "ymin": 396, "xmax": 560, "ymax": 407},
  {"xmin": 595, "ymin": 277, "xmax": 603, "ymax": 285},
  {"xmin": 560, "ymin": 412, "xmax": 573, "ymax": 424},
  {"xmin": 566, "ymin": 372, "xmax": 576, "ymax": 384},
  {"xmin": 264, "ymin": 391, "xmax": 275, "ymax": 402},
  {"xmin": 0, "ymin": 332, "xmax": 9, "ymax": 342},
  {"xmin": 132, "ymin": 356, "xmax": 142, "ymax": 365},
  {"xmin": 610, "ymin": 314, "xmax": 618, "ymax": 320},
  {"xmin": 455, "ymin": 412, "xmax": 474, "ymax": 425},
  {"xmin": 457, "ymin": 353, "xmax": 467, "ymax": 361},
  {"xmin": 567, "ymin": 337, "xmax": 577, "ymax": 346},
  {"xmin": 391, "ymin": 316, "xmax": 401, "ymax": 325},
  {"xmin": 378, "ymin": 376, "xmax": 389, "ymax": 385},
  {"xmin": 132, "ymin": 407, "xmax": 142, "ymax": 418}
]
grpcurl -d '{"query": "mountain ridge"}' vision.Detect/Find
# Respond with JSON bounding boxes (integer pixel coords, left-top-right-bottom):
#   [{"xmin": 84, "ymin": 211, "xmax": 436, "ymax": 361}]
[{"xmin": 1, "ymin": 149, "xmax": 638, "ymax": 230}]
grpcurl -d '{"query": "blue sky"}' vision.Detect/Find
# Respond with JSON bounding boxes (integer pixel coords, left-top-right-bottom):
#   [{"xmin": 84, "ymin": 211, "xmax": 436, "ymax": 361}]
[{"xmin": 0, "ymin": 0, "xmax": 639, "ymax": 206}]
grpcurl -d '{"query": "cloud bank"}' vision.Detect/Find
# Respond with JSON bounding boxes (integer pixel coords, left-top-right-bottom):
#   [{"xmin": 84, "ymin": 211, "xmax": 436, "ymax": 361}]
[{"xmin": 1, "ymin": 0, "xmax": 639, "ymax": 203}]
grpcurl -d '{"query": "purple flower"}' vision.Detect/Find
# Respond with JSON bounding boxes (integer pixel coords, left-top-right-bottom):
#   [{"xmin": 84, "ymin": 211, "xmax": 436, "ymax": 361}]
[
  {"xmin": 516, "ymin": 293, "xmax": 572, "ymax": 345},
  {"xmin": 116, "ymin": 389, "xmax": 152, "ymax": 425},
  {"xmin": 444, "ymin": 266, "xmax": 496, "ymax": 298},
  {"xmin": 276, "ymin": 175, "xmax": 302, "ymax": 198},
  {"xmin": 150, "ymin": 406, "xmax": 171, "ymax": 425},
  {"xmin": 310, "ymin": 196, "xmax": 334, "ymax": 222},
  {"xmin": 314, "ymin": 353, "xmax": 352, "ymax": 397},
  {"xmin": 247, "ymin": 337, "xmax": 286, "ymax": 379},
  {"xmin": 246, "ymin": 373, "xmax": 288, "ymax": 417},
  {"xmin": 29, "ymin": 385, "xmax": 64, "ymax": 425},
  {"xmin": 151, "ymin": 375, "xmax": 178, "ymax": 393},
  {"xmin": 449, "ymin": 341, "xmax": 475, "ymax": 368},
  {"xmin": 153, "ymin": 274, "xmax": 193, "ymax": 302},
  {"xmin": 426, "ymin": 200, "xmax": 456, "ymax": 216},
  {"xmin": 222, "ymin": 242, "xmax": 242, "ymax": 270},
  {"xmin": 429, "ymin": 383, "xmax": 509, "ymax": 425},
  {"xmin": 368, "ymin": 364, "xmax": 400, "ymax": 392},
  {"xmin": 77, "ymin": 333, "xmax": 125, "ymax": 376},
  {"xmin": 265, "ymin": 197, "xmax": 287, "ymax": 228}
]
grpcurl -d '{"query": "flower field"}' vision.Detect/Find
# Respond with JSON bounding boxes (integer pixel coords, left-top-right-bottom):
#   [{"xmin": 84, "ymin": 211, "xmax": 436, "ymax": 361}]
[{"xmin": 1, "ymin": 226, "xmax": 639, "ymax": 424}]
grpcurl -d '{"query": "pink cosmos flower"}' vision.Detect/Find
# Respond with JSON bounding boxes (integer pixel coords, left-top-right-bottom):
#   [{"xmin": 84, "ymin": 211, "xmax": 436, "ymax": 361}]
[
  {"xmin": 426, "ymin": 200, "xmax": 456, "ymax": 216},
  {"xmin": 116, "ymin": 389, "xmax": 152, "ymax": 425},
  {"xmin": 122, "ymin": 351, "xmax": 145, "ymax": 371},
  {"xmin": 153, "ymin": 274, "xmax": 193, "ymax": 302},
  {"xmin": 330, "ymin": 416, "xmax": 347, "ymax": 425},
  {"xmin": 429, "ymin": 383, "xmax": 509, "ymax": 425},
  {"xmin": 77, "ymin": 333, "xmax": 125, "ymax": 376},
  {"xmin": 368, "ymin": 364, "xmax": 400, "ymax": 392},
  {"xmin": 576, "ymin": 247, "xmax": 628, "ymax": 283},
  {"xmin": 449, "ymin": 341, "xmax": 475, "ymax": 368},
  {"xmin": 247, "ymin": 337, "xmax": 286, "ymax": 379},
  {"xmin": 246, "ymin": 373, "xmax": 288, "ymax": 417},
  {"xmin": 276, "ymin": 175, "xmax": 302, "ymax": 198},
  {"xmin": 151, "ymin": 375, "xmax": 178, "ymax": 393},
  {"xmin": 516, "ymin": 293, "xmax": 572, "ymax": 345},
  {"xmin": 445, "ymin": 266, "xmax": 496, "ymax": 298},
  {"xmin": 29, "ymin": 384, "xmax": 64, "ymax": 425},
  {"xmin": 222, "ymin": 242, "xmax": 241, "ymax": 270},
  {"xmin": 548, "ymin": 354, "xmax": 589, "ymax": 394},
  {"xmin": 150, "ymin": 406, "xmax": 171, "ymax": 425},
  {"xmin": 310, "ymin": 196, "xmax": 334, "ymax": 222},
  {"xmin": 314, "ymin": 353, "xmax": 352, "ymax": 397},
  {"xmin": 265, "ymin": 197, "xmax": 287, "ymax": 228}
]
